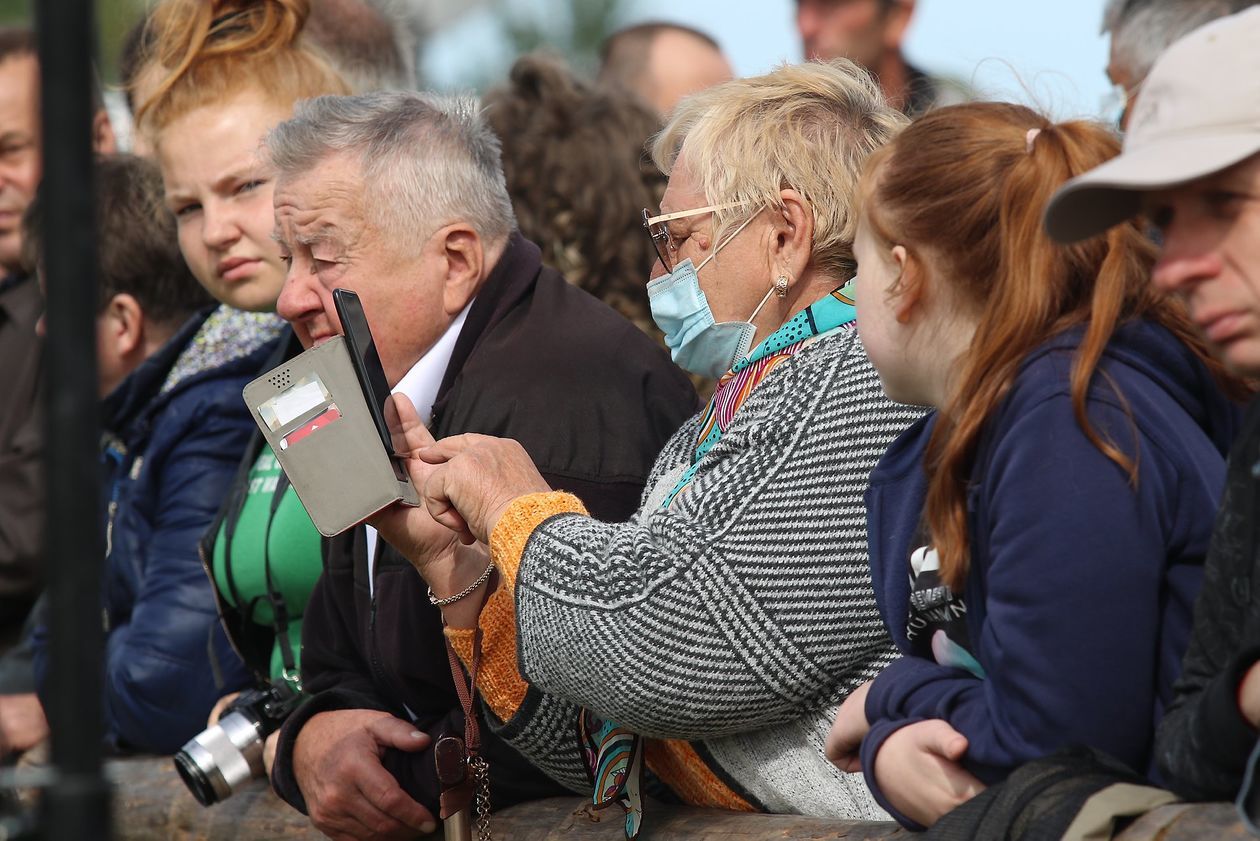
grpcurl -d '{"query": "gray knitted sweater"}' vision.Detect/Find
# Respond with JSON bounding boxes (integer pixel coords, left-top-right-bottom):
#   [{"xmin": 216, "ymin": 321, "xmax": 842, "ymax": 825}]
[{"xmin": 482, "ymin": 328, "xmax": 925, "ymax": 817}]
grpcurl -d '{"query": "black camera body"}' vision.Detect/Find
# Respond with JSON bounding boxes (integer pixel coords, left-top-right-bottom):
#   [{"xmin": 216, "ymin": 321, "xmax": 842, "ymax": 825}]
[{"xmin": 173, "ymin": 680, "xmax": 303, "ymax": 806}]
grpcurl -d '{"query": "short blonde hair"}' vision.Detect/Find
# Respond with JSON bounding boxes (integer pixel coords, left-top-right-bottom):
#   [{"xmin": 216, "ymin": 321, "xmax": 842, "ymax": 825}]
[{"xmin": 651, "ymin": 60, "xmax": 906, "ymax": 280}]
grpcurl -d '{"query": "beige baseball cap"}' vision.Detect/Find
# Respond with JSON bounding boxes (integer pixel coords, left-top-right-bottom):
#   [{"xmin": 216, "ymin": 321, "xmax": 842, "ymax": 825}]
[{"xmin": 1044, "ymin": 6, "xmax": 1260, "ymax": 244}]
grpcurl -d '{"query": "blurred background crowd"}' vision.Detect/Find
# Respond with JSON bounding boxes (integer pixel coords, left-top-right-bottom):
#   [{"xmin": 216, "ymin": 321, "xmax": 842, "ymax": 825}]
[{"xmin": 5, "ymin": 1, "xmax": 1260, "ymax": 840}]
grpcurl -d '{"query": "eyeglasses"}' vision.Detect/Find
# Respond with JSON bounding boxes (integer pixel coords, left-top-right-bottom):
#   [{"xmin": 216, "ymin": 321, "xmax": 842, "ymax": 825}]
[{"xmin": 643, "ymin": 201, "xmax": 746, "ymax": 272}]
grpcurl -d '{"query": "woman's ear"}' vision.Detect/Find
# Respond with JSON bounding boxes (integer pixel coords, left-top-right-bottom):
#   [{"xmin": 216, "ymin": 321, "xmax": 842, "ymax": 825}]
[
  {"xmin": 889, "ymin": 245, "xmax": 924, "ymax": 324},
  {"xmin": 774, "ymin": 188, "xmax": 814, "ymax": 279}
]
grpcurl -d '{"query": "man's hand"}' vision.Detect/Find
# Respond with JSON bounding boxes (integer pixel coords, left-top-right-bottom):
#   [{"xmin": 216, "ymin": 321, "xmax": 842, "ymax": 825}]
[
  {"xmin": 825, "ymin": 680, "xmax": 872, "ymax": 772},
  {"xmin": 0, "ymin": 693, "xmax": 48, "ymax": 758},
  {"xmin": 1239, "ymin": 660, "xmax": 1260, "ymax": 727},
  {"xmin": 208, "ymin": 692, "xmax": 241, "ymax": 726},
  {"xmin": 263, "ymin": 730, "xmax": 280, "ymax": 778},
  {"xmin": 413, "ymin": 434, "xmax": 551, "ymax": 546},
  {"xmin": 292, "ymin": 708, "xmax": 435, "ymax": 841},
  {"xmin": 374, "ymin": 392, "xmax": 547, "ymax": 567},
  {"xmin": 873, "ymin": 719, "xmax": 986, "ymax": 828},
  {"xmin": 369, "ymin": 395, "xmax": 465, "ymax": 580}
]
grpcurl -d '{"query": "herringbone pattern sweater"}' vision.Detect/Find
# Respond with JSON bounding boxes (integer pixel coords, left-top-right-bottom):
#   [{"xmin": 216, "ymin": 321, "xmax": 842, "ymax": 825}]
[{"xmin": 453, "ymin": 328, "xmax": 925, "ymax": 817}]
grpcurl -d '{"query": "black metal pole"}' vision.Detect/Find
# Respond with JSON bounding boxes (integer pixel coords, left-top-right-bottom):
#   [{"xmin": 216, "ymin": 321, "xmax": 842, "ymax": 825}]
[{"xmin": 32, "ymin": 0, "xmax": 111, "ymax": 838}]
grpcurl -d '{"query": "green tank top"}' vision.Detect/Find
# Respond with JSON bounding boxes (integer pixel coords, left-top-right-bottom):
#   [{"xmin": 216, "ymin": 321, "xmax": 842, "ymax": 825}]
[{"xmin": 212, "ymin": 445, "xmax": 323, "ymax": 688}]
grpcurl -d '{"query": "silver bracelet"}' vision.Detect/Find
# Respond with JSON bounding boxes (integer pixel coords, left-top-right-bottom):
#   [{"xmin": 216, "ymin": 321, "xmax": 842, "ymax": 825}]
[{"xmin": 428, "ymin": 561, "xmax": 495, "ymax": 607}]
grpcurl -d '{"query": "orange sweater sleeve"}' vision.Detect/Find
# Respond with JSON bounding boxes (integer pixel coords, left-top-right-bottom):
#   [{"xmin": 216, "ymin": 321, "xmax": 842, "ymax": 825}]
[{"xmin": 444, "ymin": 491, "xmax": 588, "ymax": 723}]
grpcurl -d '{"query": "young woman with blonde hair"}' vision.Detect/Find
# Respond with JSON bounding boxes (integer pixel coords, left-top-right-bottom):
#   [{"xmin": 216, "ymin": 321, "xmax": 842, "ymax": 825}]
[
  {"xmin": 826, "ymin": 101, "xmax": 1250, "ymax": 829},
  {"xmin": 131, "ymin": 0, "xmax": 349, "ymax": 773}
]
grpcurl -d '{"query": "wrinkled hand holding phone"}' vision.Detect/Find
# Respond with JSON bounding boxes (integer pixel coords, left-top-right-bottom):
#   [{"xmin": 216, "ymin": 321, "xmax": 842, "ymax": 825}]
[{"xmin": 243, "ymin": 289, "xmax": 495, "ymax": 838}]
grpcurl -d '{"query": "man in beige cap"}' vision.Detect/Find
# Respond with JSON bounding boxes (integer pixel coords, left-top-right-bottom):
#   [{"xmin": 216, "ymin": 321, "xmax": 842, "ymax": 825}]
[{"xmin": 1046, "ymin": 6, "xmax": 1260, "ymax": 823}]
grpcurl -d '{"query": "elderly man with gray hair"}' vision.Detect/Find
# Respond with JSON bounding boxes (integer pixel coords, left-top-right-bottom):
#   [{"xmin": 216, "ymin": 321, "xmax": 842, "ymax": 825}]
[
  {"xmin": 1101, "ymin": 0, "xmax": 1258, "ymax": 129},
  {"xmin": 263, "ymin": 90, "xmax": 698, "ymax": 840}
]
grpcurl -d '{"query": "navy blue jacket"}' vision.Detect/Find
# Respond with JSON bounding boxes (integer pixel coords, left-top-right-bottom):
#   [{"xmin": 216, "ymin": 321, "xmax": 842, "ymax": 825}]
[
  {"xmin": 33, "ymin": 308, "xmax": 277, "ymax": 754},
  {"xmin": 861, "ymin": 320, "xmax": 1242, "ymax": 828}
]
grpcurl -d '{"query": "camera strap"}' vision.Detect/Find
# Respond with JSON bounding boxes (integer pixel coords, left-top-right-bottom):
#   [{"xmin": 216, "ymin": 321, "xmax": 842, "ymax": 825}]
[
  {"xmin": 263, "ymin": 472, "xmax": 301, "ymax": 687},
  {"xmin": 221, "ymin": 462, "xmax": 301, "ymax": 688},
  {"xmin": 436, "ymin": 570, "xmax": 498, "ymax": 841}
]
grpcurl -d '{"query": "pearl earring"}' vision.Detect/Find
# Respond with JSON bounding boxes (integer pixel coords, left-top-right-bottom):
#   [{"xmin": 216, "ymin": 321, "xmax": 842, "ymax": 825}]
[{"xmin": 774, "ymin": 275, "xmax": 789, "ymax": 298}]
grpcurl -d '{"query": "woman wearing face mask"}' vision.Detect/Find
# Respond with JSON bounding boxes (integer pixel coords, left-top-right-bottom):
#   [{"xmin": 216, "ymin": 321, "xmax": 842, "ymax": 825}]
[
  {"xmin": 369, "ymin": 62, "xmax": 925, "ymax": 824},
  {"xmin": 131, "ymin": 0, "xmax": 349, "ymax": 771}
]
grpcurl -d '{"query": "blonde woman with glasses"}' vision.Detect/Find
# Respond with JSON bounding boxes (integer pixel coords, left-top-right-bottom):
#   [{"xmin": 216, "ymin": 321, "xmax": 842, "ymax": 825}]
[{"xmin": 370, "ymin": 60, "xmax": 924, "ymax": 831}]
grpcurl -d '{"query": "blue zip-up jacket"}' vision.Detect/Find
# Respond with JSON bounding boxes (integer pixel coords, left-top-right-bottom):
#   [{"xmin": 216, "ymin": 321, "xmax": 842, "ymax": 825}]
[
  {"xmin": 33, "ymin": 306, "xmax": 281, "ymax": 754},
  {"xmin": 861, "ymin": 319, "xmax": 1242, "ymax": 828}
]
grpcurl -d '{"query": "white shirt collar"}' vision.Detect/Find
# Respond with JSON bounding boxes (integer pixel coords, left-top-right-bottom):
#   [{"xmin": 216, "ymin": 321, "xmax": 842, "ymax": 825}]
[
  {"xmin": 366, "ymin": 299, "xmax": 474, "ymax": 594},
  {"xmin": 391, "ymin": 300, "xmax": 473, "ymax": 426}
]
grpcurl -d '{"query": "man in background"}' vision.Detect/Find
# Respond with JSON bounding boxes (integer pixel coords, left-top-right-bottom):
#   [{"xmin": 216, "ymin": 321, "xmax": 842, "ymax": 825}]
[
  {"xmin": 1045, "ymin": 5, "xmax": 1260, "ymax": 818},
  {"xmin": 306, "ymin": 0, "xmax": 418, "ymax": 92},
  {"xmin": 1101, "ymin": 0, "xmax": 1258, "ymax": 129},
  {"xmin": 795, "ymin": 0, "xmax": 967, "ymax": 115},
  {"xmin": 0, "ymin": 32, "xmax": 43, "ymax": 656},
  {"xmin": 0, "ymin": 29, "xmax": 115, "ymax": 655},
  {"xmin": 598, "ymin": 21, "xmax": 733, "ymax": 116}
]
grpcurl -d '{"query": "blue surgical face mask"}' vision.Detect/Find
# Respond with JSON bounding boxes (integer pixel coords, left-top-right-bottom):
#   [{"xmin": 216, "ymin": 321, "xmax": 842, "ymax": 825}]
[{"xmin": 646, "ymin": 214, "xmax": 777, "ymax": 378}]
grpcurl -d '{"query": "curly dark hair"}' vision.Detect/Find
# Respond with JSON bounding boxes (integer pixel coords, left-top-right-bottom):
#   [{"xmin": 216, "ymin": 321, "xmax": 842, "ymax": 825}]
[{"xmin": 484, "ymin": 53, "xmax": 667, "ymax": 339}]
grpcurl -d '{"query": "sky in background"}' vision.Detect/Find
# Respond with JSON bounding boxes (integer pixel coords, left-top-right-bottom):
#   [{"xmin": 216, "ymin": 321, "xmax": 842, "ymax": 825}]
[{"xmin": 423, "ymin": 0, "xmax": 1116, "ymax": 122}]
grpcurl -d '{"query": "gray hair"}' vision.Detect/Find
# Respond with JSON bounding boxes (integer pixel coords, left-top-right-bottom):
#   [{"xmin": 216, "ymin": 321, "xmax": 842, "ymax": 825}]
[
  {"xmin": 266, "ymin": 90, "xmax": 516, "ymax": 246},
  {"xmin": 1104, "ymin": 0, "xmax": 1258, "ymax": 82}
]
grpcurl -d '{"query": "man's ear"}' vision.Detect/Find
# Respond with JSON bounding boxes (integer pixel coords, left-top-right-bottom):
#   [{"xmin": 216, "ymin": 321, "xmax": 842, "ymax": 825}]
[
  {"xmin": 883, "ymin": 0, "xmax": 915, "ymax": 50},
  {"xmin": 92, "ymin": 109, "xmax": 118, "ymax": 156},
  {"xmin": 439, "ymin": 225, "xmax": 484, "ymax": 316},
  {"xmin": 889, "ymin": 244, "xmax": 924, "ymax": 323},
  {"xmin": 773, "ymin": 188, "xmax": 815, "ymax": 282},
  {"xmin": 101, "ymin": 292, "xmax": 145, "ymax": 356}
]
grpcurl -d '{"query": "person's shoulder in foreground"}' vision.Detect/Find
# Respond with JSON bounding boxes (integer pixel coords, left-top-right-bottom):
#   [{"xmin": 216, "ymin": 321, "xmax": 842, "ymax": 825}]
[{"xmin": 1045, "ymin": 3, "xmax": 1260, "ymax": 816}]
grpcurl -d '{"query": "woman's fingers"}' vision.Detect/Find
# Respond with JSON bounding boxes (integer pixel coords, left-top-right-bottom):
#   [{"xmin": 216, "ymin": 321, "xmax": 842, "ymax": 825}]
[
  {"xmin": 874, "ymin": 719, "xmax": 986, "ymax": 828},
  {"xmin": 413, "ymin": 433, "xmax": 488, "ymax": 464},
  {"xmin": 410, "ymin": 434, "xmax": 551, "ymax": 544},
  {"xmin": 420, "ymin": 463, "xmax": 478, "ymax": 544},
  {"xmin": 825, "ymin": 680, "xmax": 872, "ymax": 766}
]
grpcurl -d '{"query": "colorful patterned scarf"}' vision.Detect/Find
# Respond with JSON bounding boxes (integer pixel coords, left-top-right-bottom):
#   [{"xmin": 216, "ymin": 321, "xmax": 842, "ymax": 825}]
[{"xmin": 582, "ymin": 283, "xmax": 858, "ymax": 838}]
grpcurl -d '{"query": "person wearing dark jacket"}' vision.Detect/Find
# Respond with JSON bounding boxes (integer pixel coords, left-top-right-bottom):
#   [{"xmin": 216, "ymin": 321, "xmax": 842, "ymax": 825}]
[
  {"xmin": 0, "ymin": 271, "xmax": 42, "ymax": 649},
  {"xmin": 1042, "ymin": 8, "xmax": 1260, "ymax": 816},
  {"xmin": 824, "ymin": 102, "xmax": 1248, "ymax": 830},
  {"xmin": 25, "ymin": 155, "xmax": 283, "ymax": 755},
  {"xmin": 860, "ymin": 323, "xmax": 1240, "ymax": 818},
  {"xmin": 34, "ymin": 307, "xmax": 282, "ymax": 753},
  {"xmin": 263, "ymin": 90, "xmax": 697, "ymax": 840}
]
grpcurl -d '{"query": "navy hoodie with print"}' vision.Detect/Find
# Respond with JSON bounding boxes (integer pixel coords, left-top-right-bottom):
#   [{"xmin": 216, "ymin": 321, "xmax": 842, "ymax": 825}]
[{"xmin": 861, "ymin": 319, "xmax": 1242, "ymax": 829}]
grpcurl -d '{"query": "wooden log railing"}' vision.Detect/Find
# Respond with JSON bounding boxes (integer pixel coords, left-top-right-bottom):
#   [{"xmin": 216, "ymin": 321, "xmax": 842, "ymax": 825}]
[{"xmin": 90, "ymin": 756, "xmax": 1254, "ymax": 840}]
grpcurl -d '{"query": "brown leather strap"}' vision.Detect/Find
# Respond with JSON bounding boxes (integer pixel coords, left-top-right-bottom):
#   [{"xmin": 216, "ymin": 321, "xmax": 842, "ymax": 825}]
[
  {"xmin": 440, "ymin": 567, "xmax": 498, "ymax": 756},
  {"xmin": 435, "ymin": 734, "xmax": 475, "ymax": 821},
  {"xmin": 442, "ymin": 568, "xmax": 496, "ymax": 755}
]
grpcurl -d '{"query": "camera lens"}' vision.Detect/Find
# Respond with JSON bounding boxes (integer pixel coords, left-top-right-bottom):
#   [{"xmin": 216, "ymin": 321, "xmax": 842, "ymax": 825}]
[
  {"xmin": 173, "ymin": 749, "xmax": 220, "ymax": 807},
  {"xmin": 172, "ymin": 710, "xmax": 265, "ymax": 806}
]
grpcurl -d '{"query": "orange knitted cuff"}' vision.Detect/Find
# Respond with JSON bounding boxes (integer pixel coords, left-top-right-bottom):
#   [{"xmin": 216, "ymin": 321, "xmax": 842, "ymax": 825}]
[
  {"xmin": 645, "ymin": 739, "xmax": 755, "ymax": 812},
  {"xmin": 445, "ymin": 491, "xmax": 588, "ymax": 723}
]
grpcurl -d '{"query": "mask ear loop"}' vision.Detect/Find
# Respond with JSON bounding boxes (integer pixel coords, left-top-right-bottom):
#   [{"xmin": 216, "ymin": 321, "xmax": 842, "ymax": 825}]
[
  {"xmin": 746, "ymin": 282, "xmax": 778, "ymax": 323},
  {"xmin": 696, "ymin": 212, "xmax": 760, "ymax": 272}
]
